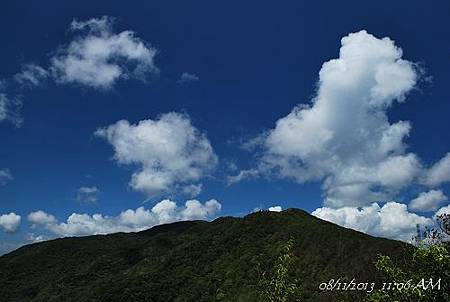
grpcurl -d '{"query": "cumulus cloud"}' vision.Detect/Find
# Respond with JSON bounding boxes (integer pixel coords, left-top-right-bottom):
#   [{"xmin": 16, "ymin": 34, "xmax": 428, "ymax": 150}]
[
  {"xmin": 0, "ymin": 212, "xmax": 21, "ymax": 233},
  {"xmin": 28, "ymin": 210, "xmax": 58, "ymax": 225},
  {"xmin": 180, "ymin": 199, "xmax": 222, "ymax": 220},
  {"xmin": 95, "ymin": 112, "xmax": 217, "ymax": 198},
  {"xmin": 50, "ymin": 16, "xmax": 158, "ymax": 89},
  {"xmin": 268, "ymin": 206, "xmax": 282, "ymax": 212},
  {"xmin": 27, "ymin": 199, "xmax": 221, "ymax": 237},
  {"xmin": 14, "ymin": 63, "xmax": 49, "ymax": 87},
  {"xmin": 423, "ymin": 153, "xmax": 450, "ymax": 187},
  {"xmin": 242, "ymin": 30, "xmax": 422, "ymax": 208},
  {"xmin": 409, "ymin": 189, "xmax": 448, "ymax": 212},
  {"xmin": 76, "ymin": 186, "xmax": 99, "ymax": 203},
  {"xmin": 177, "ymin": 72, "xmax": 199, "ymax": 84},
  {"xmin": 0, "ymin": 93, "xmax": 22, "ymax": 126},
  {"xmin": 312, "ymin": 202, "xmax": 432, "ymax": 242},
  {"xmin": 0, "ymin": 168, "xmax": 13, "ymax": 185}
]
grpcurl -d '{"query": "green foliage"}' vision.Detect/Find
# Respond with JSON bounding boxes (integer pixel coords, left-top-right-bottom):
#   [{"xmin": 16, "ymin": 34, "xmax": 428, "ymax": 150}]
[
  {"xmin": 258, "ymin": 238, "xmax": 302, "ymax": 302},
  {"xmin": 0, "ymin": 209, "xmax": 410, "ymax": 302},
  {"xmin": 366, "ymin": 219, "xmax": 450, "ymax": 302}
]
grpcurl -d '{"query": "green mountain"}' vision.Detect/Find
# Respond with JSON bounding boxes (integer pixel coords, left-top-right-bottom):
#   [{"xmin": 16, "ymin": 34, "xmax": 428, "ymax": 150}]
[{"xmin": 0, "ymin": 209, "xmax": 411, "ymax": 302}]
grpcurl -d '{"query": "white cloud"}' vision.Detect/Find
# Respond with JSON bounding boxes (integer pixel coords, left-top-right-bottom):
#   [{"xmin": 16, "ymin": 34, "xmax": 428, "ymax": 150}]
[
  {"xmin": 27, "ymin": 199, "xmax": 221, "ymax": 237},
  {"xmin": 0, "ymin": 168, "xmax": 13, "ymax": 185},
  {"xmin": 424, "ymin": 153, "xmax": 450, "ymax": 187},
  {"xmin": 14, "ymin": 63, "xmax": 49, "ymax": 87},
  {"xmin": 76, "ymin": 186, "xmax": 99, "ymax": 203},
  {"xmin": 50, "ymin": 16, "xmax": 158, "ymax": 89},
  {"xmin": 0, "ymin": 212, "xmax": 21, "ymax": 233},
  {"xmin": 181, "ymin": 184, "xmax": 203, "ymax": 198},
  {"xmin": 0, "ymin": 93, "xmax": 22, "ymax": 126},
  {"xmin": 181, "ymin": 199, "xmax": 221, "ymax": 220},
  {"xmin": 0, "ymin": 17, "xmax": 157, "ymax": 123},
  {"xmin": 226, "ymin": 168, "xmax": 259, "ymax": 185},
  {"xmin": 95, "ymin": 112, "xmax": 217, "ymax": 198},
  {"xmin": 268, "ymin": 206, "xmax": 282, "ymax": 212},
  {"xmin": 27, "ymin": 232, "xmax": 46, "ymax": 243},
  {"xmin": 27, "ymin": 210, "xmax": 58, "ymax": 225},
  {"xmin": 177, "ymin": 72, "xmax": 199, "ymax": 84},
  {"xmin": 246, "ymin": 30, "xmax": 421, "ymax": 208},
  {"xmin": 409, "ymin": 189, "xmax": 448, "ymax": 212},
  {"xmin": 312, "ymin": 202, "xmax": 432, "ymax": 242}
]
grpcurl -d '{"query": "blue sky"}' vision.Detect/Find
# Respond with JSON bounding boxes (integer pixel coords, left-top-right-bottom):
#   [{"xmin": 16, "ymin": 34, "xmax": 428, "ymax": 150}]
[{"xmin": 1, "ymin": 0, "xmax": 450, "ymax": 252}]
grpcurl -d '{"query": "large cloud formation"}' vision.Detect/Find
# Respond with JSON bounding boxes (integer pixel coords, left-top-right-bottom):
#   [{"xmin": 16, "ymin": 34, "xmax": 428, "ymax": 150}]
[
  {"xmin": 0, "ymin": 212, "xmax": 21, "ymax": 233},
  {"xmin": 96, "ymin": 112, "xmax": 218, "ymax": 198},
  {"xmin": 28, "ymin": 199, "xmax": 221, "ymax": 237},
  {"xmin": 50, "ymin": 16, "xmax": 158, "ymax": 89},
  {"xmin": 232, "ymin": 30, "xmax": 450, "ymax": 241},
  {"xmin": 254, "ymin": 30, "xmax": 420, "ymax": 208}
]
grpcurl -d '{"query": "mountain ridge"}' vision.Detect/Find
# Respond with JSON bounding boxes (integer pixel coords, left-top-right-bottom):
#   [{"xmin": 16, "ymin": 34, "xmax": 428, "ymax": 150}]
[{"xmin": 0, "ymin": 208, "xmax": 411, "ymax": 302}]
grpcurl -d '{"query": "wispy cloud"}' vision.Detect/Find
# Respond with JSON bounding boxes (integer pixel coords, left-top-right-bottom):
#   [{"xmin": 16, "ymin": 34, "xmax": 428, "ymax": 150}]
[
  {"xmin": 76, "ymin": 186, "xmax": 99, "ymax": 203},
  {"xmin": 0, "ymin": 92, "xmax": 22, "ymax": 126},
  {"xmin": 14, "ymin": 63, "xmax": 49, "ymax": 88},
  {"xmin": 0, "ymin": 168, "xmax": 13, "ymax": 185},
  {"xmin": 177, "ymin": 72, "xmax": 199, "ymax": 84}
]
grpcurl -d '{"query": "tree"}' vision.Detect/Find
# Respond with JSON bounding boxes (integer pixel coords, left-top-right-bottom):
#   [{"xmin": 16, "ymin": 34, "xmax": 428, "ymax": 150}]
[
  {"xmin": 258, "ymin": 238, "xmax": 302, "ymax": 302},
  {"xmin": 365, "ymin": 214, "xmax": 450, "ymax": 302}
]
